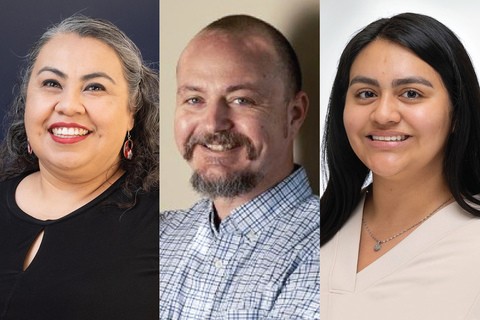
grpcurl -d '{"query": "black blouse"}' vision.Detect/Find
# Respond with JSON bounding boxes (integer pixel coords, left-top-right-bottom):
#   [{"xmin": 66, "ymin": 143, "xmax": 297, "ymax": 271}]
[{"xmin": 0, "ymin": 174, "xmax": 159, "ymax": 320}]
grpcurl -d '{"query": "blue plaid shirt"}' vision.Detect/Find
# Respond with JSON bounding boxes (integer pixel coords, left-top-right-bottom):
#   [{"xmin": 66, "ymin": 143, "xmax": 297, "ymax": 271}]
[{"xmin": 160, "ymin": 167, "xmax": 319, "ymax": 319}]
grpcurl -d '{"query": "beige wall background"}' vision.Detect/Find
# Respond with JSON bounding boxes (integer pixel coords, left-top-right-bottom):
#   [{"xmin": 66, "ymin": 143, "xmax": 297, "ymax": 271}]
[{"xmin": 160, "ymin": 0, "xmax": 319, "ymax": 211}]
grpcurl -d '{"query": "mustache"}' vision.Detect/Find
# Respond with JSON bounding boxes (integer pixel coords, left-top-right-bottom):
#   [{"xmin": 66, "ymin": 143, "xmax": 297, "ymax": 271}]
[{"xmin": 182, "ymin": 131, "xmax": 258, "ymax": 161}]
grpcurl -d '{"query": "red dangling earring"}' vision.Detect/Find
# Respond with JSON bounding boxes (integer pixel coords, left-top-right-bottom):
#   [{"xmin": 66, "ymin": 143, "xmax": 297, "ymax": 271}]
[
  {"xmin": 27, "ymin": 141, "xmax": 33, "ymax": 155},
  {"xmin": 123, "ymin": 131, "xmax": 133, "ymax": 160}
]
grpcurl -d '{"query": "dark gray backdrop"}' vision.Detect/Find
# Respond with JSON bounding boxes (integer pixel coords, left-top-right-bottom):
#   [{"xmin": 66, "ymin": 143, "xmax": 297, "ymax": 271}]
[{"xmin": 0, "ymin": 0, "xmax": 159, "ymax": 138}]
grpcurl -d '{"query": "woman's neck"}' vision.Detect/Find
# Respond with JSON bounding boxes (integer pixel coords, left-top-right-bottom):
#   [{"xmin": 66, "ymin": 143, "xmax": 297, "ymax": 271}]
[
  {"xmin": 357, "ymin": 171, "xmax": 453, "ymax": 272},
  {"xmin": 365, "ymin": 172, "xmax": 452, "ymax": 227},
  {"xmin": 16, "ymin": 164, "xmax": 124, "ymax": 220}
]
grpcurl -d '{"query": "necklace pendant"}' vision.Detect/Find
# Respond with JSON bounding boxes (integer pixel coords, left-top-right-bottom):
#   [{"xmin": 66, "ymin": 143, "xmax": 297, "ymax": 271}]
[{"xmin": 374, "ymin": 241, "xmax": 382, "ymax": 251}]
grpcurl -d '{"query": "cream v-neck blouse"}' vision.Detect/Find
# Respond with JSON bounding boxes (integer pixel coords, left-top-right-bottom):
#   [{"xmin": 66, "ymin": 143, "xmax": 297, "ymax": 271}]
[{"xmin": 321, "ymin": 195, "xmax": 480, "ymax": 320}]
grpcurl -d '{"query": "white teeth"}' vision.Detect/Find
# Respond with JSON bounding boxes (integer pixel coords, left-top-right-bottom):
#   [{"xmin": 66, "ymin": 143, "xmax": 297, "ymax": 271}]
[
  {"xmin": 371, "ymin": 135, "xmax": 406, "ymax": 142},
  {"xmin": 51, "ymin": 127, "xmax": 89, "ymax": 137},
  {"xmin": 205, "ymin": 143, "xmax": 233, "ymax": 151}
]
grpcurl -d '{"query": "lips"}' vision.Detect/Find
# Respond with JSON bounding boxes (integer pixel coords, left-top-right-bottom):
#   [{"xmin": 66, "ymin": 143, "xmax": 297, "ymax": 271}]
[
  {"xmin": 204, "ymin": 143, "xmax": 235, "ymax": 152},
  {"xmin": 48, "ymin": 123, "xmax": 92, "ymax": 144},
  {"xmin": 50, "ymin": 127, "xmax": 90, "ymax": 138},
  {"xmin": 183, "ymin": 131, "xmax": 258, "ymax": 161},
  {"xmin": 369, "ymin": 135, "xmax": 408, "ymax": 142}
]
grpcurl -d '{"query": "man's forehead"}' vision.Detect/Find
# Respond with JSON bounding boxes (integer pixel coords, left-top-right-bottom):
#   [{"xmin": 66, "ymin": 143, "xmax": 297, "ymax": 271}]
[
  {"xmin": 187, "ymin": 31, "xmax": 275, "ymax": 57},
  {"xmin": 175, "ymin": 29, "xmax": 287, "ymax": 99}
]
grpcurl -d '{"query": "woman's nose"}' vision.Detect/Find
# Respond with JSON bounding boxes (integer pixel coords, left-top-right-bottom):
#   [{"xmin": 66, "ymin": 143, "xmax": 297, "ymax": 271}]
[
  {"xmin": 370, "ymin": 95, "xmax": 401, "ymax": 125},
  {"xmin": 54, "ymin": 89, "xmax": 86, "ymax": 116}
]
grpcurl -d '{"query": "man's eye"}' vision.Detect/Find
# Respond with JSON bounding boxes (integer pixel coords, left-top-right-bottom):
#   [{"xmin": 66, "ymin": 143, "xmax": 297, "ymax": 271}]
[
  {"xmin": 232, "ymin": 97, "xmax": 254, "ymax": 105},
  {"xmin": 186, "ymin": 97, "xmax": 202, "ymax": 105}
]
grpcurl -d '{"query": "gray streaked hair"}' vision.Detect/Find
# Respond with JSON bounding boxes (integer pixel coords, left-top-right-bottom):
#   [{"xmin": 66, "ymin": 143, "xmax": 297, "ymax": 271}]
[{"xmin": 0, "ymin": 15, "xmax": 159, "ymax": 202}]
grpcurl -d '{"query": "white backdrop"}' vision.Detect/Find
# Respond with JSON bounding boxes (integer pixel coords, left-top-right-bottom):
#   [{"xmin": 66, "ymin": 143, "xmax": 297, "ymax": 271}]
[{"xmin": 320, "ymin": 0, "xmax": 480, "ymax": 193}]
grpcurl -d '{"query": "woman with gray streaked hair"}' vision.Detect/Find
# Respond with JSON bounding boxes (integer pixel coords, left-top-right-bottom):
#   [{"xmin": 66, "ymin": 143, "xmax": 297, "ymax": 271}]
[{"xmin": 0, "ymin": 15, "xmax": 158, "ymax": 319}]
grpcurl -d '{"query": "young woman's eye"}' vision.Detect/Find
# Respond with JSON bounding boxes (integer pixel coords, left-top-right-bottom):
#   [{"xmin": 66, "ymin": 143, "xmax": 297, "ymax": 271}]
[
  {"xmin": 42, "ymin": 80, "xmax": 61, "ymax": 89},
  {"xmin": 357, "ymin": 90, "xmax": 376, "ymax": 99},
  {"xmin": 85, "ymin": 83, "xmax": 105, "ymax": 91},
  {"xmin": 401, "ymin": 89, "xmax": 421, "ymax": 99}
]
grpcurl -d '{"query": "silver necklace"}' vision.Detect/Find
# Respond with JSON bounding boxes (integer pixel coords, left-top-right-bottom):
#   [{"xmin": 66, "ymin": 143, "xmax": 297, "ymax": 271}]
[{"xmin": 362, "ymin": 197, "xmax": 452, "ymax": 252}]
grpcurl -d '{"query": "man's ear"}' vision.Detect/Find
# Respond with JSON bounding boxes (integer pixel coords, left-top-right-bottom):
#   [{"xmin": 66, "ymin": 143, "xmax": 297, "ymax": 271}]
[{"xmin": 287, "ymin": 90, "xmax": 309, "ymax": 138}]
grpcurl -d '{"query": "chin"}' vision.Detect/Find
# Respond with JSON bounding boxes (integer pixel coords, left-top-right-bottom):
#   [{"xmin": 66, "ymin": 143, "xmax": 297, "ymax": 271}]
[
  {"xmin": 366, "ymin": 159, "xmax": 404, "ymax": 173},
  {"xmin": 370, "ymin": 166, "xmax": 406, "ymax": 179},
  {"xmin": 195, "ymin": 161, "xmax": 239, "ymax": 174},
  {"xmin": 197, "ymin": 167, "xmax": 233, "ymax": 181},
  {"xmin": 42, "ymin": 155, "xmax": 85, "ymax": 170}
]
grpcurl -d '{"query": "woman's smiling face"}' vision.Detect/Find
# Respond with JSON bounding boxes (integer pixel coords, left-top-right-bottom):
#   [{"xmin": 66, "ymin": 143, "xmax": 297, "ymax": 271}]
[
  {"xmin": 25, "ymin": 33, "xmax": 134, "ymax": 177},
  {"xmin": 343, "ymin": 39, "xmax": 452, "ymax": 181}
]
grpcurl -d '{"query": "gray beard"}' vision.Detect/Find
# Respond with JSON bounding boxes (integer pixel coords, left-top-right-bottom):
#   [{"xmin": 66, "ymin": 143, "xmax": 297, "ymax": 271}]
[{"xmin": 190, "ymin": 169, "xmax": 263, "ymax": 199}]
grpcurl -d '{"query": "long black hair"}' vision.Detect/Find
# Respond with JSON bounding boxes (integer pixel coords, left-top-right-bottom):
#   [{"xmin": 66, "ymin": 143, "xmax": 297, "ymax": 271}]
[{"xmin": 321, "ymin": 12, "xmax": 480, "ymax": 245}]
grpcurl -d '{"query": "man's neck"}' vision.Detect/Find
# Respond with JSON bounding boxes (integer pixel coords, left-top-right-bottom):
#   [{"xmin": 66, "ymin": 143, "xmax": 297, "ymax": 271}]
[
  {"xmin": 213, "ymin": 196, "xmax": 249, "ymax": 221},
  {"xmin": 212, "ymin": 165, "xmax": 297, "ymax": 220}
]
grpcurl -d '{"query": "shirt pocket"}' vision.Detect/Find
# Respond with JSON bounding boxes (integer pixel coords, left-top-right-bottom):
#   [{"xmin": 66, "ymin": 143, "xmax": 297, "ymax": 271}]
[
  {"xmin": 212, "ymin": 308, "xmax": 269, "ymax": 319},
  {"xmin": 214, "ymin": 279, "xmax": 280, "ymax": 314}
]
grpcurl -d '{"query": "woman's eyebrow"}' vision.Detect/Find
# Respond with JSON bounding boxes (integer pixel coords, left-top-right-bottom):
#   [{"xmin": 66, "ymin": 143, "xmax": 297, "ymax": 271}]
[
  {"xmin": 81, "ymin": 72, "xmax": 116, "ymax": 84},
  {"xmin": 392, "ymin": 76, "xmax": 433, "ymax": 88},
  {"xmin": 37, "ymin": 67, "xmax": 116, "ymax": 84},
  {"xmin": 37, "ymin": 66, "xmax": 66, "ymax": 79},
  {"xmin": 349, "ymin": 76, "xmax": 379, "ymax": 87},
  {"xmin": 349, "ymin": 75, "xmax": 433, "ymax": 88}
]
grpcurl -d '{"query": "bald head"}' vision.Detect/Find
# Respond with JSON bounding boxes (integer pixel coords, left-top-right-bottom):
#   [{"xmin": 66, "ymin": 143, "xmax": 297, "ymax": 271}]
[
  {"xmin": 178, "ymin": 31, "xmax": 279, "ymax": 86},
  {"xmin": 174, "ymin": 15, "xmax": 309, "ymax": 203},
  {"xmin": 179, "ymin": 14, "xmax": 302, "ymax": 99}
]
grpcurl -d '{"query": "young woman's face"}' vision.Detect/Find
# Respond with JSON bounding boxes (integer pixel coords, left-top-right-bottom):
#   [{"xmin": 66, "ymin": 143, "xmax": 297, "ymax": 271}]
[
  {"xmin": 343, "ymin": 39, "xmax": 452, "ymax": 181},
  {"xmin": 25, "ymin": 33, "xmax": 134, "ymax": 178}
]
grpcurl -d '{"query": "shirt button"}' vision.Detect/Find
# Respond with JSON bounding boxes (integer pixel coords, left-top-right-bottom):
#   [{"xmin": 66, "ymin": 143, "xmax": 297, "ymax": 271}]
[
  {"xmin": 214, "ymin": 258, "xmax": 223, "ymax": 269},
  {"xmin": 246, "ymin": 230, "xmax": 258, "ymax": 242}
]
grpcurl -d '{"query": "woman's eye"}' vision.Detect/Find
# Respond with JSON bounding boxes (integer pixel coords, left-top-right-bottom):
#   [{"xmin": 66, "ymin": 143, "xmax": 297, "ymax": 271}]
[
  {"xmin": 357, "ymin": 90, "xmax": 376, "ymax": 99},
  {"xmin": 401, "ymin": 90, "xmax": 421, "ymax": 99},
  {"xmin": 85, "ymin": 83, "xmax": 105, "ymax": 91},
  {"xmin": 42, "ymin": 80, "xmax": 61, "ymax": 88}
]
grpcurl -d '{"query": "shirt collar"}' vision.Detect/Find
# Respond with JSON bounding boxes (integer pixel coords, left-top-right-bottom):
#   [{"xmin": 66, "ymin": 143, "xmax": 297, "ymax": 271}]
[{"xmin": 207, "ymin": 165, "xmax": 313, "ymax": 236}]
